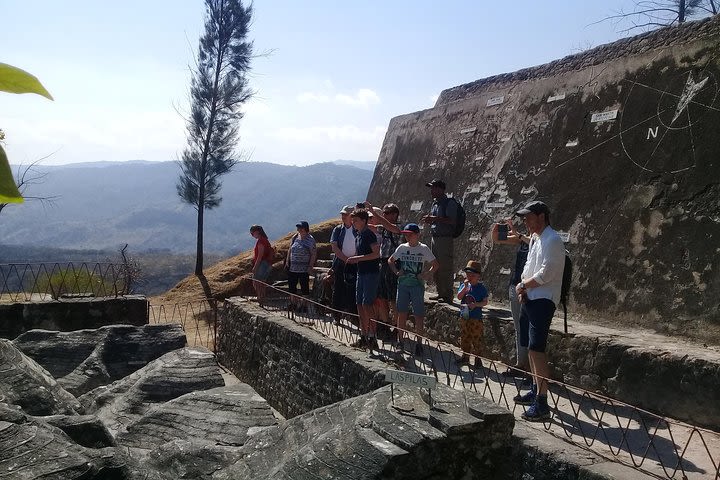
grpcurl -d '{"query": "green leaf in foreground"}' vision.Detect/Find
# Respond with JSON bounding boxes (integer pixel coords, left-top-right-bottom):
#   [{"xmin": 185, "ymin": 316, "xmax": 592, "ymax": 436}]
[
  {"xmin": 0, "ymin": 62, "xmax": 53, "ymax": 100},
  {"xmin": 0, "ymin": 144, "xmax": 24, "ymax": 203}
]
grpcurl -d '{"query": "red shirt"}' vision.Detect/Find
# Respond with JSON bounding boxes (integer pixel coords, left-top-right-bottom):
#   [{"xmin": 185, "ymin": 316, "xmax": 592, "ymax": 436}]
[{"xmin": 253, "ymin": 237, "xmax": 273, "ymax": 263}]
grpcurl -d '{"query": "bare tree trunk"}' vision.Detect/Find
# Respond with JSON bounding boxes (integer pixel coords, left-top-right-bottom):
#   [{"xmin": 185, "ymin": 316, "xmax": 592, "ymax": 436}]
[
  {"xmin": 679, "ymin": 0, "xmax": 686, "ymax": 22},
  {"xmin": 195, "ymin": 203, "xmax": 205, "ymax": 275}
]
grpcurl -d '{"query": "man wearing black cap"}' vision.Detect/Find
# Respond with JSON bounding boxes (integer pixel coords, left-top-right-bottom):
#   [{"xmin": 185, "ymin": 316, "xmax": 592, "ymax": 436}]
[
  {"xmin": 422, "ymin": 179, "xmax": 457, "ymax": 303},
  {"xmin": 512, "ymin": 201, "xmax": 565, "ymax": 422}
]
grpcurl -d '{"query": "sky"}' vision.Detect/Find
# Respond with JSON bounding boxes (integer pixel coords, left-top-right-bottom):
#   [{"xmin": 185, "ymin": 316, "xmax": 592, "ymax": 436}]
[{"xmin": 2, "ymin": 0, "xmax": 638, "ymax": 167}]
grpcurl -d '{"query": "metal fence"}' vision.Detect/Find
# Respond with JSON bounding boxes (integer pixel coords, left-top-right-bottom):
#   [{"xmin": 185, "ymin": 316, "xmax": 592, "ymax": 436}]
[
  {"xmin": 0, "ymin": 262, "xmax": 132, "ymax": 302},
  {"xmin": 244, "ymin": 280, "xmax": 720, "ymax": 480},
  {"xmin": 148, "ymin": 299, "xmax": 218, "ymax": 352},
  {"xmin": 5, "ymin": 261, "xmax": 718, "ymax": 479}
]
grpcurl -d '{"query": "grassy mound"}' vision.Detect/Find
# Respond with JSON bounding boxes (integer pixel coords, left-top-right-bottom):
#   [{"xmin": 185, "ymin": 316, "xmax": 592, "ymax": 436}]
[{"xmin": 151, "ymin": 218, "xmax": 338, "ymax": 304}]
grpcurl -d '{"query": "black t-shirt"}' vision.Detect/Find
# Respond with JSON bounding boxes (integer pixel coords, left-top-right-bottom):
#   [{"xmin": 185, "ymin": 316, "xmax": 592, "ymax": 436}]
[
  {"xmin": 355, "ymin": 228, "xmax": 380, "ymax": 274},
  {"xmin": 510, "ymin": 242, "xmax": 530, "ymax": 286}
]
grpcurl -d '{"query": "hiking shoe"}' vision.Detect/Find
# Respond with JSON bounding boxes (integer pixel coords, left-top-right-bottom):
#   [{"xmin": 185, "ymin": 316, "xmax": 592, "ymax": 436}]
[
  {"xmin": 501, "ymin": 367, "xmax": 526, "ymax": 377},
  {"xmin": 513, "ymin": 389, "xmax": 536, "ymax": 406},
  {"xmin": 521, "ymin": 402, "xmax": 551, "ymax": 422},
  {"xmin": 457, "ymin": 354, "xmax": 470, "ymax": 366}
]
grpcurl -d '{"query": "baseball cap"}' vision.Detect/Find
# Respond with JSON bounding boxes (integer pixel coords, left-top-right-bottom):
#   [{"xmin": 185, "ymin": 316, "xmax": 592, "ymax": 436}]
[
  {"xmin": 295, "ymin": 221, "xmax": 310, "ymax": 230},
  {"xmin": 516, "ymin": 201, "xmax": 550, "ymax": 216},
  {"xmin": 400, "ymin": 223, "xmax": 421, "ymax": 234},
  {"xmin": 425, "ymin": 179, "xmax": 446, "ymax": 189},
  {"xmin": 340, "ymin": 205, "xmax": 354, "ymax": 214}
]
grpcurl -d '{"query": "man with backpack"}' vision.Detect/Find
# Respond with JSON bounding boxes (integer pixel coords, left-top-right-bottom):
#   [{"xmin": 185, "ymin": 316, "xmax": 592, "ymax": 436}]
[
  {"xmin": 512, "ymin": 201, "xmax": 565, "ymax": 422},
  {"xmin": 422, "ymin": 179, "xmax": 459, "ymax": 303}
]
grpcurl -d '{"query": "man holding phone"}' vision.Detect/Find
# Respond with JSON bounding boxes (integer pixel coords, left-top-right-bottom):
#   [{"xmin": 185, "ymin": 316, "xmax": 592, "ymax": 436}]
[
  {"xmin": 512, "ymin": 201, "xmax": 565, "ymax": 422},
  {"xmin": 492, "ymin": 218, "xmax": 531, "ymax": 378}
]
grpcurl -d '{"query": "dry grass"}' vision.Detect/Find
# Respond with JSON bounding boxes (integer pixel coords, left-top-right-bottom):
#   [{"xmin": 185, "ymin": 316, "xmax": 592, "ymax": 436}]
[
  {"xmin": 149, "ymin": 218, "xmax": 337, "ymax": 305},
  {"xmin": 147, "ymin": 218, "xmax": 339, "ymax": 350}
]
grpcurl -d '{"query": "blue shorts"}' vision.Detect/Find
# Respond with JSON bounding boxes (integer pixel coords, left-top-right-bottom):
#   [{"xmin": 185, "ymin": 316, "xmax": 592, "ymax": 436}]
[
  {"xmin": 356, "ymin": 272, "xmax": 380, "ymax": 305},
  {"xmin": 396, "ymin": 284, "xmax": 425, "ymax": 316},
  {"xmin": 252, "ymin": 260, "xmax": 271, "ymax": 281},
  {"xmin": 518, "ymin": 298, "xmax": 555, "ymax": 353}
]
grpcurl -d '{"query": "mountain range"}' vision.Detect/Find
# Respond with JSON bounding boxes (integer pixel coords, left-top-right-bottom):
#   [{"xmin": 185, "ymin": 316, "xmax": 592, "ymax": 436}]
[{"xmin": 1, "ymin": 160, "xmax": 374, "ymax": 255}]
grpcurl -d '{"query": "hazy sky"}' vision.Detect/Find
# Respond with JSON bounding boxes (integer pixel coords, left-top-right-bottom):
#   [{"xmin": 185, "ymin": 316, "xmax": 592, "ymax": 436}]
[{"xmin": 2, "ymin": 1, "xmax": 636, "ymax": 166}]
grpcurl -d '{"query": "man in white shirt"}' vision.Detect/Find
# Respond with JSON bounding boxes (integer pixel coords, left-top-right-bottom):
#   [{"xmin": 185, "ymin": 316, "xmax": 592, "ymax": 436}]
[
  {"xmin": 513, "ymin": 201, "xmax": 565, "ymax": 421},
  {"xmin": 330, "ymin": 205, "xmax": 358, "ymax": 315}
]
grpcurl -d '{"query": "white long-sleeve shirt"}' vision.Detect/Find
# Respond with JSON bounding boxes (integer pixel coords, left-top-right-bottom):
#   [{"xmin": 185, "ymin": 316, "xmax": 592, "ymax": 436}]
[{"xmin": 521, "ymin": 225, "xmax": 565, "ymax": 305}]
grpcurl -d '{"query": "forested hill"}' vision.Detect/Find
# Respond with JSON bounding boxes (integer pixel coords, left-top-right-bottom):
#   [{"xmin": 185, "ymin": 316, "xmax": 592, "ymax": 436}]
[{"xmin": 1, "ymin": 160, "xmax": 373, "ymax": 255}]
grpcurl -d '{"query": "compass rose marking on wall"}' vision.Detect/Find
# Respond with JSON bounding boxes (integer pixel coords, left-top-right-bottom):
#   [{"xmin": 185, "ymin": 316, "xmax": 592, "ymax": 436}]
[{"xmin": 671, "ymin": 73, "xmax": 709, "ymax": 124}]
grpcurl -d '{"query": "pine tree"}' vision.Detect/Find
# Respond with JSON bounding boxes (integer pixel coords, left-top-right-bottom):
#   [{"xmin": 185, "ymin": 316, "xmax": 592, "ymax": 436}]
[{"xmin": 177, "ymin": 0, "xmax": 253, "ymax": 276}]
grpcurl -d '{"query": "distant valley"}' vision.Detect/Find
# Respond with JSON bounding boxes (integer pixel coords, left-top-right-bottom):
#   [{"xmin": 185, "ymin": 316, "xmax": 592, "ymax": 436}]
[{"xmin": 1, "ymin": 160, "xmax": 374, "ymax": 256}]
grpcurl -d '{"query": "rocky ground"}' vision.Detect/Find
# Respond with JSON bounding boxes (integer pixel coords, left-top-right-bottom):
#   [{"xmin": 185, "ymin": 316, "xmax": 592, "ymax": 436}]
[{"xmin": 0, "ymin": 323, "xmax": 515, "ymax": 480}]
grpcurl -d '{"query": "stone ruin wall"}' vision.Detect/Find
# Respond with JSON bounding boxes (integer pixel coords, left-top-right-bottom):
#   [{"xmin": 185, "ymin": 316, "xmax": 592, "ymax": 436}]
[{"xmin": 368, "ymin": 17, "xmax": 720, "ymax": 329}]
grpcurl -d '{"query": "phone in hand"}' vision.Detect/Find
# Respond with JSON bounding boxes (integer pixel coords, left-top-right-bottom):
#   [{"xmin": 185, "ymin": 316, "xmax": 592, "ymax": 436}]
[{"xmin": 498, "ymin": 223, "xmax": 509, "ymax": 241}]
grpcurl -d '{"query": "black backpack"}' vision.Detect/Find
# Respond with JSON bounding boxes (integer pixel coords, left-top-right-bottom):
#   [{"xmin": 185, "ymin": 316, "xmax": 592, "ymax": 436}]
[
  {"xmin": 560, "ymin": 251, "xmax": 572, "ymax": 333},
  {"xmin": 440, "ymin": 197, "xmax": 466, "ymax": 238}
]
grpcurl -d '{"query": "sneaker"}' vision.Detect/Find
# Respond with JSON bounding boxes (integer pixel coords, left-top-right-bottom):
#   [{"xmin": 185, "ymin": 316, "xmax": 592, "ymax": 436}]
[
  {"xmin": 521, "ymin": 402, "xmax": 551, "ymax": 422},
  {"xmin": 513, "ymin": 386, "xmax": 536, "ymax": 406},
  {"xmin": 367, "ymin": 337, "xmax": 379, "ymax": 351}
]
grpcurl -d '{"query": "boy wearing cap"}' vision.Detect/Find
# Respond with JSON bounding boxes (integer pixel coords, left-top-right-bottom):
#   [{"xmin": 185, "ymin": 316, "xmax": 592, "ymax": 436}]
[
  {"xmin": 388, "ymin": 224, "xmax": 439, "ymax": 345},
  {"xmin": 457, "ymin": 261, "xmax": 489, "ymax": 363}
]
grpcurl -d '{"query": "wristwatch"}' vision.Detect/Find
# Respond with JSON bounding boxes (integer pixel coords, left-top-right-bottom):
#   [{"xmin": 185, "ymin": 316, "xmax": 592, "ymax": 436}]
[{"xmin": 518, "ymin": 282, "xmax": 526, "ymax": 290}]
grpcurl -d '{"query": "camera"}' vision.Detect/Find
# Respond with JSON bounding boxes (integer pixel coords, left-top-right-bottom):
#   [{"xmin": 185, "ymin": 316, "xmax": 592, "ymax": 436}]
[
  {"xmin": 356, "ymin": 202, "xmax": 366, "ymax": 209},
  {"xmin": 497, "ymin": 223, "xmax": 508, "ymax": 241}
]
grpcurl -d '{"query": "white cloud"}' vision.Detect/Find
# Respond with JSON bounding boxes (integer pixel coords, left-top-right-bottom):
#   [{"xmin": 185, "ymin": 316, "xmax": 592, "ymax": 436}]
[
  {"xmin": 296, "ymin": 88, "xmax": 380, "ymax": 108},
  {"xmin": 242, "ymin": 98, "xmax": 271, "ymax": 115},
  {"xmin": 334, "ymin": 88, "xmax": 380, "ymax": 107},
  {"xmin": 297, "ymin": 92, "xmax": 330, "ymax": 103},
  {"xmin": 274, "ymin": 125, "xmax": 386, "ymax": 144}
]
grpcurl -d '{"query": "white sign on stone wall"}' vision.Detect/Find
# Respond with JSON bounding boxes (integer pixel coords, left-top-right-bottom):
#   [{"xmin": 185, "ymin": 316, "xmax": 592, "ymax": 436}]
[
  {"xmin": 410, "ymin": 201, "xmax": 423, "ymax": 211},
  {"xmin": 591, "ymin": 109, "xmax": 619, "ymax": 123},
  {"xmin": 487, "ymin": 96, "xmax": 504, "ymax": 107}
]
